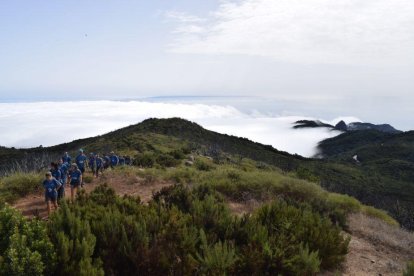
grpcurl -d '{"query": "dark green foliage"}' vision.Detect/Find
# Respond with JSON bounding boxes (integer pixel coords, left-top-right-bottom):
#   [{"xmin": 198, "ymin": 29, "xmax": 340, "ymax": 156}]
[
  {"xmin": 195, "ymin": 158, "xmax": 214, "ymax": 171},
  {"xmin": 156, "ymin": 153, "xmax": 180, "ymax": 168},
  {"xmin": 0, "ymin": 205, "xmax": 56, "ymax": 276},
  {"xmin": 48, "ymin": 202, "xmax": 104, "ymax": 276},
  {"xmin": 133, "ymin": 152, "xmax": 155, "ymax": 167},
  {"xmin": 83, "ymin": 175, "xmax": 94, "ymax": 184},
  {"xmin": 404, "ymin": 260, "xmax": 414, "ymax": 276},
  {"xmin": 42, "ymin": 184, "xmax": 349, "ymax": 275},
  {"xmin": 169, "ymin": 149, "xmax": 186, "ymax": 160}
]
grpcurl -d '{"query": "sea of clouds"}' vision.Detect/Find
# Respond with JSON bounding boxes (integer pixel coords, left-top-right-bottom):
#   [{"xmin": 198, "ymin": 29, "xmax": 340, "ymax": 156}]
[{"xmin": 0, "ymin": 101, "xmax": 359, "ymax": 157}]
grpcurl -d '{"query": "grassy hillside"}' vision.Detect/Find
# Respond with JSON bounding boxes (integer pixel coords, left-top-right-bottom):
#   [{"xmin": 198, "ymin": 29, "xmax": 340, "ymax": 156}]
[
  {"xmin": 0, "ymin": 118, "xmax": 412, "ymax": 230},
  {"xmin": 0, "ymin": 150, "xmax": 400, "ymax": 275}
]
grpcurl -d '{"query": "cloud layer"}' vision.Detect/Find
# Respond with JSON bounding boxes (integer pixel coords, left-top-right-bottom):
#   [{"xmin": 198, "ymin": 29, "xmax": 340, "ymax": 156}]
[
  {"xmin": 0, "ymin": 101, "xmax": 347, "ymax": 157},
  {"xmin": 168, "ymin": 0, "xmax": 414, "ymax": 65}
]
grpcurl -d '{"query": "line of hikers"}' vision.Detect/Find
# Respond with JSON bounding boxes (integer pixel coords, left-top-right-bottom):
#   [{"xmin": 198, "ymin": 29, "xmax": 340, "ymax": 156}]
[{"xmin": 42, "ymin": 149, "xmax": 132, "ymax": 215}]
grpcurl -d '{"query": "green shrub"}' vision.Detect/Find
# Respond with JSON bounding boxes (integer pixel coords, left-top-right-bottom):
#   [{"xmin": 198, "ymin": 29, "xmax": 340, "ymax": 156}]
[
  {"xmin": 133, "ymin": 152, "xmax": 155, "ymax": 167},
  {"xmin": 362, "ymin": 205, "xmax": 399, "ymax": 226},
  {"xmin": 403, "ymin": 261, "xmax": 414, "ymax": 276},
  {"xmin": 83, "ymin": 175, "xmax": 94, "ymax": 184},
  {"xmin": 48, "ymin": 202, "xmax": 104, "ymax": 276},
  {"xmin": 156, "ymin": 153, "xmax": 180, "ymax": 168},
  {"xmin": 195, "ymin": 229, "xmax": 237, "ymax": 275},
  {"xmin": 327, "ymin": 193, "xmax": 362, "ymax": 213},
  {"xmin": 169, "ymin": 149, "xmax": 186, "ymax": 160},
  {"xmin": 0, "ymin": 205, "xmax": 56, "ymax": 276},
  {"xmin": 0, "ymin": 172, "xmax": 43, "ymax": 203},
  {"xmin": 195, "ymin": 159, "xmax": 214, "ymax": 171}
]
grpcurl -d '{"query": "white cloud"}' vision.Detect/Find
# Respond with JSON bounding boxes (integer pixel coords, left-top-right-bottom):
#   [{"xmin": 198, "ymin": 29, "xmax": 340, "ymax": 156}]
[
  {"xmin": 0, "ymin": 101, "xmax": 346, "ymax": 157},
  {"xmin": 167, "ymin": 0, "xmax": 414, "ymax": 65},
  {"xmin": 164, "ymin": 11, "xmax": 206, "ymax": 23}
]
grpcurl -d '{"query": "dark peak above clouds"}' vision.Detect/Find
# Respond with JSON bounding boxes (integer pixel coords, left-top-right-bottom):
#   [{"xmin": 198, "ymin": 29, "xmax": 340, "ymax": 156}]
[{"xmin": 294, "ymin": 120, "xmax": 402, "ymax": 134}]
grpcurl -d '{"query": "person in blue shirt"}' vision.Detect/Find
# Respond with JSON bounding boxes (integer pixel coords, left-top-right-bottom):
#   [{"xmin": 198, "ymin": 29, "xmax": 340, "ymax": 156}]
[
  {"xmin": 119, "ymin": 156, "xmax": 125, "ymax": 166},
  {"xmin": 58, "ymin": 158, "xmax": 69, "ymax": 185},
  {"xmin": 95, "ymin": 154, "xmax": 104, "ymax": 177},
  {"xmin": 88, "ymin": 153, "xmax": 96, "ymax": 175},
  {"xmin": 110, "ymin": 151, "xmax": 119, "ymax": 168},
  {"xmin": 50, "ymin": 162, "xmax": 62, "ymax": 182},
  {"xmin": 50, "ymin": 162, "xmax": 64, "ymax": 200},
  {"xmin": 103, "ymin": 155, "xmax": 110, "ymax": 170},
  {"xmin": 125, "ymin": 156, "xmax": 132, "ymax": 166},
  {"xmin": 62, "ymin": 152, "xmax": 71, "ymax": 164},
  {"xmin": 43, "ymin": 171, "xmax": 61, "ymax": 216},
  {"xmin": 58, "ymin": 159, "xmax": 69, "ymax": 200},
  {"xmin": 69, "ymin": 163, "xmax": 83, "ymax": 202},
  {"xmin": 76, "ymin": 149, "xmax": 88, "ymax": 176}
]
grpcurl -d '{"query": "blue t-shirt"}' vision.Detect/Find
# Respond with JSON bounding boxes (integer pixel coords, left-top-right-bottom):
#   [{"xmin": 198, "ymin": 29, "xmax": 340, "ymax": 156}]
[
  {"xmin": 96, "ymin": 158, "xmax": 103, "ymax": 168},
  {"xmin": 88, "ymin": 156, "xmax": 96, "ymax": 167},
  {"xmin": 70, "ymin": 169, "xmax": 82, "ymax": 184},
  {"xmin": 76, "ymin": 154, "xmax": 87, "ymax": 169},
  {"xmin": 110, "ymin": 155, "xmax": 119, "ymax": 166},
  {"xmin": 119, "ymin": 157, "xmax": 125, "ymax": 165},
  {"xmin": 50, "ymin": 168, "xmax": 61, "ymax": 181},
  {"xmin": 43, "ymin": 179, "xmax": 61, "ymax": 197},
  {"xmin": 62, "ymin": 154, "xmax": 71, "ymax": 164},
  {"xmin": 59, "ymin": 162, "xmax": 69, "ymax": 176}
]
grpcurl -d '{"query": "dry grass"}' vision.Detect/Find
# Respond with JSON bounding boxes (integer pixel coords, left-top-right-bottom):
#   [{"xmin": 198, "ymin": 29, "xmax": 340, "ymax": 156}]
[{"xmin": 348, "ymin": 212, "xmax": 414, "ymax": 257}]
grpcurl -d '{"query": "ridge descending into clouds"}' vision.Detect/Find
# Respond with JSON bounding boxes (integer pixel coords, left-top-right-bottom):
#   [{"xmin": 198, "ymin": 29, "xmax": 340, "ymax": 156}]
[
  {"xmin": 168, "ymin": 0, "xmax": 414, "ymax": 65},
  {"xmin": 0, "ymin": 101, "xmax": 347, "ymax": 157}
]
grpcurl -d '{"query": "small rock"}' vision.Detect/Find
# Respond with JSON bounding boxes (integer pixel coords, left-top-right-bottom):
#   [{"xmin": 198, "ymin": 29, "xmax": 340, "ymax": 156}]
[{"xmin": 185, "ymin": 161, "xmax": 194, "ymax": 166}]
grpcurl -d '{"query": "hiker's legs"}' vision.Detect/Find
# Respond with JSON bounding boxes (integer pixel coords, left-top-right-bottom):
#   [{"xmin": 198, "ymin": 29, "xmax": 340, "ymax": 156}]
[
  {"xmin": 52, "ymin": 200, "xmax": 58, "ymax": 211},
  {"xmin": 46, "ymin": 200, "xmax": 51, "ymax": 216},
  {"xmin": 71, "ymin": 186, "xmax": 78, "ymax": 202}
]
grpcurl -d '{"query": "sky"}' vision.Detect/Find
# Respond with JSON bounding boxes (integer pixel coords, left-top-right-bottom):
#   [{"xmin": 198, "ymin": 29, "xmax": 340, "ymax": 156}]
[{"xmin": 0, "ymin": 0, "xmax": 413, "ymax": 149}]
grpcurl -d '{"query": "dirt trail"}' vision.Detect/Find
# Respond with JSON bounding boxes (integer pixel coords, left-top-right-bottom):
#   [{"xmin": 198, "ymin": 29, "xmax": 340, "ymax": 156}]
[
  {"xmin": 13, "ymin": 174, "xmax": 413, "ymax": 275},
  {"xmin": 13, "ymin": 170, "xmax": 173, "ymax": 219}
]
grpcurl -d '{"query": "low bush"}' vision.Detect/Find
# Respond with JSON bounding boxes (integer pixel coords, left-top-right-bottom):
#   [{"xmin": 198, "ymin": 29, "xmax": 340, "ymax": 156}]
[
  {"xmin": 83, "ymin": 175, "xmax": 94, "ymax": 184},
  {"xmin": 194, "ymin": 158, "xmax": 214, "ymax": 171},
  {"xmin": 403, "ymin": 260, "xmax": 414, "ymax": 276},
  {"xmin": 0, "ymin": 205, "xmax": 56, "ymax": 275},
  {"xmin": 156, "ymin": 153, "xmax": 181, "ymax": 168},
  {"xmin": 0, "ymin": 172, "xmax": 43, "ymax": 203},
  {"xmin": 133, "ymin": 152, "xmax": 155, "ymax": 167},
  {"xmin": 45, "ymin": 184, "xmax": 348, "ymax": 275},
  {"xmin": 362, "ymin": 205, "xmax": 399, "ymax": 226}
]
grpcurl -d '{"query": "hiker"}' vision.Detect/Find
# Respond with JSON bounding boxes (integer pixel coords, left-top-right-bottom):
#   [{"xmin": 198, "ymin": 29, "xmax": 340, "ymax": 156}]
[
  {"xmin": 50, "ymin": 162, "xmax": 64, "ymax": 200},
  {"xmin": 103, "ymin": 155, "xmax": 111, "ymax": 170},
  {"xmin": 69, "ymin": 163, "xmax": 82, "ymax": 202},
  {"xmin": 95, "ymin": 154, "xmax": 104, "ymax": 177},
  {"xmin": 59, "ymin": 158, "xmax": 70, "ymax": 185},
  {"xmin": 62, "ymin": 152, "xmax": 71, "ymax": 164},
  {"xmin": 119, "ymin": 156, "xmax": 125, "ymax": 166},
  {"xmin": 50, "ymin": 162, "xmax": 62, "ymax": 183},
  {"xmin": 58, "ymin": 159, "xmax": 70, "ymax": 200},
  {"xmin": 75, "ymin": 149, "xmax": 88, "ymax": 185},
  {"xmin": 125, "ymin": 156, "xmax": 131, "ymax": 166},
  {"xmin": 88, "ymin": 153, "xmax": 96, "ymax": 175},
  {"xmin": 110, "ymin": 151, "xmax": 119, "ymax": 168},
  {"xmin": 43, "ymin": 171, "xmax": 61, "ymax": 216}
]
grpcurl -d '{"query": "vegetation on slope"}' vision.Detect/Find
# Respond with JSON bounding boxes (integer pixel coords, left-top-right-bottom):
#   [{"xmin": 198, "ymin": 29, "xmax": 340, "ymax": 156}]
[{"xmin": 0, "ymin": 117, "xmax": 411, "ymax": 230}]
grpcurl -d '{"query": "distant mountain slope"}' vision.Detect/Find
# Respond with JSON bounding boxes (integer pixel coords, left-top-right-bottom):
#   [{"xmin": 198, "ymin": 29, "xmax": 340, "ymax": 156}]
[
  {"xmin": 315, "ymin": 129, "xmax": 414, "ymax": 228},
  {"xmin": 0, "ymin": 118, "xmax": 413, "ymax": 229}
]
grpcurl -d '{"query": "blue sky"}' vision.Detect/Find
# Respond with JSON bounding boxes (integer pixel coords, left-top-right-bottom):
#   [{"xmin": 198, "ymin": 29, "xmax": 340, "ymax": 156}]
[{"xmin": 0, "ymin": 0, "xmax": 413, "ymax": 130}]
